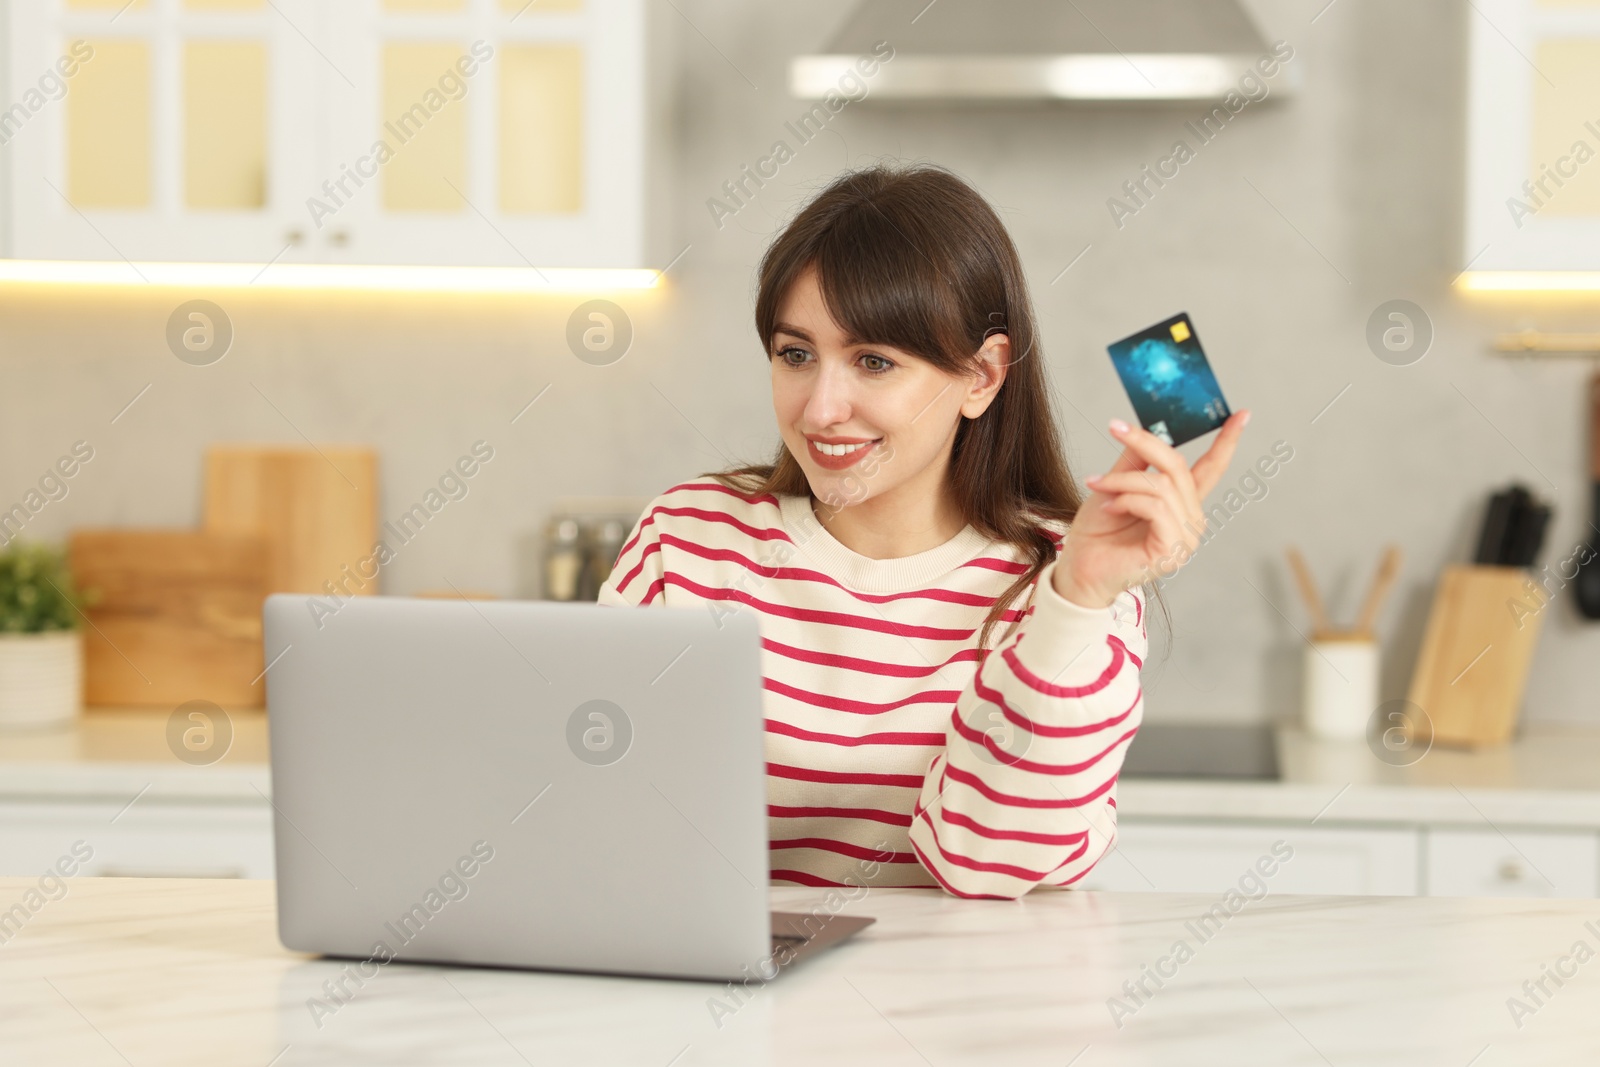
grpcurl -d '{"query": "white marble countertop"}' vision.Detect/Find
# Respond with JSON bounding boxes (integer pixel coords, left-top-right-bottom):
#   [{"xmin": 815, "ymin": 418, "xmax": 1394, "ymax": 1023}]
[
  {"xmin": 6, "ymin": 711, "xmax": 1600, "ymax": 828},
  {"xmin": 0, "ymin": 709, "xmax": 269, "ymax": 803},
  {"xmin": 1119, "ymin": 724, "xmax": 1600, "ymax": 829},
  {"xmin": 2, "ymin": 877, "xmax": 1597, "ymax": 1065}
]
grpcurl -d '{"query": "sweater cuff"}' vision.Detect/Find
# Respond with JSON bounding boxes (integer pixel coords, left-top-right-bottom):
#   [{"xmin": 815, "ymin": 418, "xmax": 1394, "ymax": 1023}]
[{"xmin": 1012, "ymin": 557, "xmax": 1118, "ymax": 680}]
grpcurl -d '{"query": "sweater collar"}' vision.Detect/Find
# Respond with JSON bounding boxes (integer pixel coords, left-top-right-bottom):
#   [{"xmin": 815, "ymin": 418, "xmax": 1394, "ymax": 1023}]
[{"xmin": 777, "ymin": 493, "xmax": 997, "ymax": 593}]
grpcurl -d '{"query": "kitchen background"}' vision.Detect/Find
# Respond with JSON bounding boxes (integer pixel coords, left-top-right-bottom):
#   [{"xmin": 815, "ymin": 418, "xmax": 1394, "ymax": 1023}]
[{"xmin": 1, "ymin": 0, "xmax": 1594, "ymax": 727}]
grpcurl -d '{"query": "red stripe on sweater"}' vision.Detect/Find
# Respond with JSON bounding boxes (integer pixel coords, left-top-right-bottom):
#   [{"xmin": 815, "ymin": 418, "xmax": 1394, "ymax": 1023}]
[
  {"xmin": 666, "ymin": 574, "xmax": 975, "ymax": 640},
  {"xmin": 1054, "ymin": 862, "xmax": 1095, "ymax": 887},
  {"xmin": 768, "ymin": 803, "xmax": 914, "ymax": 828},
  {"xmin": 613, "ymin": 537, "xmax": 662, "ymax": 595},
  {"xmin": 767, "ymin": 762, "xmax": 923, "ymax": 789},
  {"xmin": 929, "ymin": 804, "xmax": 1091, "ymax": 846},
  {"xmin": 941, "ymin": 760, "xmax": 1118, "ymax": 808},
  {"xmin": 620, "ymin": 506, "xmax": 791, "ymax": 573},
  {"xmin": 665, "ymin": 480, "xmax": 780, "ymax": 508},
  {"xmin": 1001, "ymin": 633, "xmax": 1129, "ymax": 698},
  {"xmin": 769, "ymin": 868, "xmax": 855, "ymax": 888},
  {"xmin": 614, "ymin": 514, "xmax": 654, "ymax": 565},
  {"xmin": 766, "ymin": 717, "xmax": 945, "ymax": 748},
  {"xmin": 914, "ymin": 807, "xmax": 1053, "ymax": 882},
  {"xmin": 660, "ymin": 533, "xmax": 1003, "ymax": 608},
  {"xmin": 972, "ymin": 672, "xmax": 1142, "ymax": 738},
  {"xmin": 770, "ymin": 868, "xmax": 933, "ymax": 888},
  {"xmin": 765, "ymin": 677, "xmax": 961, "ymax": 717},
  {"xmin": 907, "ymin": 838, "xmax": 1006, "ymax": 899},
  {"xmin": 763, "ymin": 636, "xmax": 983, "ymax": 679},
  {"xmin": 656, "ymin": 503, "xmax": 791, "ymax": 542},
  {"xmin": 949, "ymin": 714, "xmax": 1138, "ymax": 776},
  {"xmin": 1049, "ymin": 835, "xmax": 1093, "ymax": 873},
  {"xmin": 769, "ymin": 838, "xmax": 917, "ymax": 863}
]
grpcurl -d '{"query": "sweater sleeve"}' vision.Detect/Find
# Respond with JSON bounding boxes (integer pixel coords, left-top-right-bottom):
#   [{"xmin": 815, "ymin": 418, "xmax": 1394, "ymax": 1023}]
[
  {"xmin": 597, "ymin": 498, "xmax": 667, "ymax": 607},
  {"xmin": 906, "ymin": 556, "xmax": 1147, "ymax": 899}
]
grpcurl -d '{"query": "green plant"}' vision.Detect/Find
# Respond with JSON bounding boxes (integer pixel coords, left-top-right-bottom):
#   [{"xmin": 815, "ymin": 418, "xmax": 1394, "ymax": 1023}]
[{"xmin": 0, "ymin": 540, "xmax": 91, "ymax": 634}]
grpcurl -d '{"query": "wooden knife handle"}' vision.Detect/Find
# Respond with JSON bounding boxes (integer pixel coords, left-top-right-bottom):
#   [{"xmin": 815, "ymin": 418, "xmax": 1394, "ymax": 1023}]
[
  {"xmin": 1284, "ymin": 546, "xmax": 1330, "ymax": 633},
  {"xmin": 1355, "ymin": 544, "xmax": 1403, "ymax": 635}
]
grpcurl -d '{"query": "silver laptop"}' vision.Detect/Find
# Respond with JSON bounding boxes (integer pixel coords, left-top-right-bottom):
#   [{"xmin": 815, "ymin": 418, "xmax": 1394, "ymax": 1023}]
[{"xmin": 263, "ymin": 594, "xmax": 873, "ymax": 982}]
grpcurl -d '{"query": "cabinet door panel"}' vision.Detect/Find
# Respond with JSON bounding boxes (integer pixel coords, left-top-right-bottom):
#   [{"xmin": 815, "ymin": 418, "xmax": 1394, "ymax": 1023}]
[
  {"xmin": 1078, "ymin": 821, "xmax": 1420, "ymax": 896},
  {"xmin": 7, "ymin": 0, "xmax": 646, "ymax": 267},
  {"xmin": 319, "ymin": 0, "xmax": 642, "ymax": 267},
  {"xmin": 1425, "ymin": 828, "xmax": 1599, "ymax": 898},
  {"xmin": 1465, "ymin": 0, "xmax": 1600, "ymax": 271},
  {"xmin": 499, "ymin": 42, "xmax": 583, "ymax": 215},
  {"xmin": 65, "ymin": 39, "xmax": 153, "ymax": 209},
  {"xmin": 184, "ymin": 39, "xmax": 269, "ymax": 210},
  {"xmin": 7, "ymin": 0, "xmax": 320, "ymax": 263},
  {"xmin": 0, "ymin": 801, "xmax": 274, "ymax": 880}
]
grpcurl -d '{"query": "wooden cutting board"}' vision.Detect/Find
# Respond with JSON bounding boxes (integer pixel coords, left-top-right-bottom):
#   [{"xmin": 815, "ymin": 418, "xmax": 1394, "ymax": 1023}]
[
  {"xmin": 203, "ymin": 446, "xmax": 379, "ymax": 598},
  {"xmin": 69, "ymin": 530, "xmax": 269, "ymax": 708}
]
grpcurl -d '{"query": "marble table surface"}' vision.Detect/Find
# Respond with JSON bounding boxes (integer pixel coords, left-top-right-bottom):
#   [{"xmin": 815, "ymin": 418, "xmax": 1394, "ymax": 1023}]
[{"xmin": 3, "ymin": 877, "xmax": 1598, "ymax": 1066}]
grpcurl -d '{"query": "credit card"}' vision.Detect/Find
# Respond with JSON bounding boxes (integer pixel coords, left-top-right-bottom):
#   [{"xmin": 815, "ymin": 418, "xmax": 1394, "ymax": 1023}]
[{"xmin": 1105, "ymin": 312, "xmax": 1231, "ymax": 447}]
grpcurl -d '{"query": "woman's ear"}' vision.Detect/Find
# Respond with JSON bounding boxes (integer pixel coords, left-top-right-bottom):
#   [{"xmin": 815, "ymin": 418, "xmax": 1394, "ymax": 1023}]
[{"xmin": 960, "ymin": 334, "xmax": 1010, "ymax": 419}]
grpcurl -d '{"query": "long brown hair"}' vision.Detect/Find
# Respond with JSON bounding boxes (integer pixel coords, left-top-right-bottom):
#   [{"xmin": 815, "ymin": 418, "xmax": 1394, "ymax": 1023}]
[{"xmin": 708, "ymin": 162, "xmax": 1156, "ymax": 651}]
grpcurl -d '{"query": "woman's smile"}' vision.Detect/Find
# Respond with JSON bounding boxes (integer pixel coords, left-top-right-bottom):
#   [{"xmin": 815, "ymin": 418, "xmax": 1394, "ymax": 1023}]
[{"xmin": 804, "ymin": 434, "xmax": 883, "ymax": 470}]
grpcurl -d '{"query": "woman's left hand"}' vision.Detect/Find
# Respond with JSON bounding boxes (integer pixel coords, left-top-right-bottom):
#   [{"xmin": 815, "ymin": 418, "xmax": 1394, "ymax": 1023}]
[{"xmin": 1053, "ymin": 411, "xmax": 1251, "ymax": 609}]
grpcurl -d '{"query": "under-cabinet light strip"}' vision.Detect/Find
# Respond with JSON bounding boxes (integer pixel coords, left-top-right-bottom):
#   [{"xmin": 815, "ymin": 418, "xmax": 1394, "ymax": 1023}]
[
  {"xmin": 0, "ymin": 261, "xmax": 663, "ymax": 292},
  {"xmin": 1456, "ymin": 272, "xmax": 1600, "ymax": 293}
]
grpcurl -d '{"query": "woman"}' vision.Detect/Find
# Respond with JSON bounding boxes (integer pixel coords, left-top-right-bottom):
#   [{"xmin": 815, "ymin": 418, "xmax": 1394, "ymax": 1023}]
[{"xmin": 600, "ymin": 163, "xmax": 1249, "ymax": 899}]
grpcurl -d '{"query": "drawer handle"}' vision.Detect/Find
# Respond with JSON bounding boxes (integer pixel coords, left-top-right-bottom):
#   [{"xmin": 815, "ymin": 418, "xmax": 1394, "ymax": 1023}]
[
  {"xmin": 96, "ymin": 866, "xmax": 245, "ymax": 879},
  {"xmin": 1496, "ymin": 859, "xmax": 1525, "ymax": 882}
]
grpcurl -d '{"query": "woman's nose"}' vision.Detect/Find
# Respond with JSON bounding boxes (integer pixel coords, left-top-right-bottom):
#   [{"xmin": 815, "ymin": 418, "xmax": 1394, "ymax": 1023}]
[{"xmin": 803, "ymin": 362, "xmax": 853, "ymax": 428}]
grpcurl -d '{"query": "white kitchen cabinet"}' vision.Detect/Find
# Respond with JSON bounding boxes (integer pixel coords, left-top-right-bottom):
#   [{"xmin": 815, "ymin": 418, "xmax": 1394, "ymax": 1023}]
[
  {"xmin": 1081, "ymin": 820, "xmax": 1420, "ymax": 896},
  {"xmin": 6, "ymin": 0, "xmax": 320, "ymax": 263},
  {"xmin": 1464, "ymin": 0, "xmax": 1600, "ymax": 272},
  {"xmin": 3, "ymin": 0, "xmax": 649, "ymax": 267},
  {"xmin": 1424, "ymin": 828, "xmax": 1600, "ymax": 899},
  {"xmin": 0, "ymin": 800, "xmax": 274, "ymax": 879},
  {"xmin": 319, "ymin": 0, "xmax": 646, "ymax": 268}
]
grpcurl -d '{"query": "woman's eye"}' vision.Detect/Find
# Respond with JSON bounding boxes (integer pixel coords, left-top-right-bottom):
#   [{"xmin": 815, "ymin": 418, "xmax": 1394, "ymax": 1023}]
[
  {"xmin": 860, "ymin": 353, "xmax": 893, "ymax": 373},
  {"xmin": 770, "ymin": 346, "xmax": 892, "ymax": 373}
]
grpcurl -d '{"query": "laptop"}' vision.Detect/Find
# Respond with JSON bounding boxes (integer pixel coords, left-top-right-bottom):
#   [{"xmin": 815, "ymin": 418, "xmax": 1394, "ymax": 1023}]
[{"xmin": 263, "ymin": 593, "xmax": 873, "ymax": 982}]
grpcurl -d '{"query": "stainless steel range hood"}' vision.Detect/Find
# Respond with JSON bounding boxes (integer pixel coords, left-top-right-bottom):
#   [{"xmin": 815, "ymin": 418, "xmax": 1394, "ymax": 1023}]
[{"xmin": 790, "ymin": 0, "xmax": 1291, "ymax": 103}]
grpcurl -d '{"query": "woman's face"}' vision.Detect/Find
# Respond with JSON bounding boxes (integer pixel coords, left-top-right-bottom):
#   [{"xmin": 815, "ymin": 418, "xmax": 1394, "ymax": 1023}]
[{"xmin": 768, "ymin": 266, "xmax": 1007, "ymax": 511}]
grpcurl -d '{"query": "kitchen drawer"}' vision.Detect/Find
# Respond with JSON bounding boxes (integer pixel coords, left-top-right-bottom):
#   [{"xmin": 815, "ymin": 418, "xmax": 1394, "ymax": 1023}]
[
  {"xmin": 0, "ymin": 801, "xmax": 274, "ymax": 879},
  {"xmin": 1080, "ymin": 820, "xmax": 1419, "ymax": 896},
  {"xmin": 1424, "ymin": 828, "xmax": 1599, "ymax": 898}
]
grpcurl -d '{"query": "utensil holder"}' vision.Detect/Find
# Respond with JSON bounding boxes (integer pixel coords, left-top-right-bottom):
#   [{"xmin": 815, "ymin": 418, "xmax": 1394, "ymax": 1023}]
[
  {"xmin": 1406, "ymin": 564, "xmax": 1544, "ymax": 748},
  {"xmin": 1303, "ymin": 632, "xmax": 1379, "ymax": 739}
]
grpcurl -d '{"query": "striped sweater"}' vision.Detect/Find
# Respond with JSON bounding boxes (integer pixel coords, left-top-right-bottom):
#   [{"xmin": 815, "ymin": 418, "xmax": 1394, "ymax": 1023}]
[{"xmin": 597, "ymin": 479, "xmax": 1147, "ymax": 899}]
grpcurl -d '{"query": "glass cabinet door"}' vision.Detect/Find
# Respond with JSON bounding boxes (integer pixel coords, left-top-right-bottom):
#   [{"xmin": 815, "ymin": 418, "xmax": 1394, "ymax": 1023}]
[
  {"xmin": 3, "ymin": 0, "xmax": 646, "ymax": 269},
  {"xmin": 6, "ymin": 0, "xmax": 322, "ymax": 265},
  {"xmin": 317, "ymin": 0, "xmax": 644, "ymax": 268},
  {"xmin": 1466, "ymin": 0, "xmax": 1600, "ymax": 273}
]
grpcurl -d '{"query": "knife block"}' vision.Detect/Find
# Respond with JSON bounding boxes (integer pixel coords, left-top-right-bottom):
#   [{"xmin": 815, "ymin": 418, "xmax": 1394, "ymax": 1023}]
[{"xmin": 1405, "ymin": 564, "xmax": 1545, "ymax": 748}]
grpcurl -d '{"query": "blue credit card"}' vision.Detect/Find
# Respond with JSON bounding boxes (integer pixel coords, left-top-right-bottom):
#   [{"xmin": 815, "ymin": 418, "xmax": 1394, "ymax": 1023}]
[{"xmin": 1106, "ymin": 312, "xmax": 1231, "ymax": 447}]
